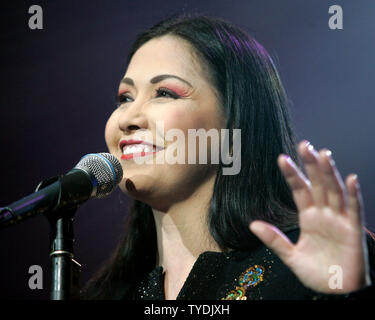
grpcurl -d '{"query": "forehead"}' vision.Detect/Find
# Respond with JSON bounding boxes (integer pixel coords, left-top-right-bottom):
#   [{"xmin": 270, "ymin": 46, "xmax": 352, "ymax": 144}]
[{"xmin": 125, "ymin": 35, "xmax": 203, "ymax": 80}]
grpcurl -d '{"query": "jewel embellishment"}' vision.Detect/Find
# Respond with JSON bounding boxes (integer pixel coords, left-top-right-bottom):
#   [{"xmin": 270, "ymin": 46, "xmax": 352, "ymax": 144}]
[
  {"xmin": 239, "ymin": 265, "xmax": 265, "ymax": 287},
  {"xmin": 222, "ymin": 265, "xmax": 265, "ymax": 300},
  {"xmin": 223, "ymin": 287, "xmax": 246, "ymax": 300}
]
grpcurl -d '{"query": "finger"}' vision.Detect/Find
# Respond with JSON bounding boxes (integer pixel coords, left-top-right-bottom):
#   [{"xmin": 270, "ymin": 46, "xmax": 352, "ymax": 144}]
[
  {"xmin": 298, "ymin": 140, "xmax": 328, "ymax": 208},
  {"xmin": 318, "ymin": 149, "xmax": 347, "ymax": 214},
  {"xmin": 250, "ymin": 220, "xmax": 294, "ymax": 264},
  {"xmin": 277, "ymin": 154, "xmax": 314, "ymax": 212},
  {"xmin": 346, "ymin": 174, "xmax": 364, "ymax": 226}
]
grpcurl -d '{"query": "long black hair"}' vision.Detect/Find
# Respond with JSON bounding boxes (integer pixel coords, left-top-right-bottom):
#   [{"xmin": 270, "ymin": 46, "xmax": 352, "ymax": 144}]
[{"xmin": 82, "ymin": 13, "xmax": 300, "ymax": 299}]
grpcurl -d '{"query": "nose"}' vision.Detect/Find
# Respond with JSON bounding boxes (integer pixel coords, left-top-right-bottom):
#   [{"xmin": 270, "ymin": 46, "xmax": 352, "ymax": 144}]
[{"xmin": 117, "ymin": 101, "xmax": 149, "ymax": 134}]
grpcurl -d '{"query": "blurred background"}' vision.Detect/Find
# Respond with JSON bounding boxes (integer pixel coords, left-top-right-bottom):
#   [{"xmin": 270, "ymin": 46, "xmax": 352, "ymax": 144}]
[{"xmin": 0, "ymin": 0, "xmax": 374, "ymax": 299}]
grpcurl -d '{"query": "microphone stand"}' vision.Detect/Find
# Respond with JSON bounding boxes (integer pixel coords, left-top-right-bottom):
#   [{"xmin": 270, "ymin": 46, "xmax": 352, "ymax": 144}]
[
  {"xmin": 35, "ymin": 176, "xmax": 81, "ymax": 300},
  {"xmin": 48, "ymin": 211, "xmax": 81, "ymax": 300}
]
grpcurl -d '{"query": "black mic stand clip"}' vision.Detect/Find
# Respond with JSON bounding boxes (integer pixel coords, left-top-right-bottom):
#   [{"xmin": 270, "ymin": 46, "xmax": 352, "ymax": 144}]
[{"xmin": 36, "ymin": 176, "xmax": 81, "ymax": 300}]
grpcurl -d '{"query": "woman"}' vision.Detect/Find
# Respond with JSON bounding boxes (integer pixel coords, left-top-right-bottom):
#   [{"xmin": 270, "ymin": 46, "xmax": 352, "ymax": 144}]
[{"xmin": 82, "ymin": 14, "xmax": 375, "ymax": 300}]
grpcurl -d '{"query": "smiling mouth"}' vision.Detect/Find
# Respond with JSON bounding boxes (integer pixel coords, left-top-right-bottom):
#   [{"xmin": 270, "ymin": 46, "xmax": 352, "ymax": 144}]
[{"xmin": 120, "ymin": 139, "xmax": 164, "ymax": 160}]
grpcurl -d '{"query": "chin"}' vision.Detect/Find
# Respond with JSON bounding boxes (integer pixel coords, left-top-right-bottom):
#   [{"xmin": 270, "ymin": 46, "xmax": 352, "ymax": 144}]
[
  {"xmin": 119, "ymin": 174, "xmax": 157, "ymax": 198},
  {"xmin": 119, "ymin": 175, "xmax": 174, "ymax": 212}
]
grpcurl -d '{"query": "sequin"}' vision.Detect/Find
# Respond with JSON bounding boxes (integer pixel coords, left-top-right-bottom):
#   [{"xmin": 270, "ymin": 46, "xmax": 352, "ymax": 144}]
[
  {"xmin": 222, "ymin": 265, "xmax": 265, "ymax": 300},
  {"xmin": 239, "ymin": 265, "xmax": 265, "ymax": 288},
  {"xmin": 222, "ymin": 286, "xmax": 247, "ymax": 300}
]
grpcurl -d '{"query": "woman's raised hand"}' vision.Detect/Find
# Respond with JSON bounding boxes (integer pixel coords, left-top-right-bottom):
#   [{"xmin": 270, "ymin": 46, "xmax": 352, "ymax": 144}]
[{"xmin": 249, "ymin": 140, "xmax": 371, "ymax": 294}]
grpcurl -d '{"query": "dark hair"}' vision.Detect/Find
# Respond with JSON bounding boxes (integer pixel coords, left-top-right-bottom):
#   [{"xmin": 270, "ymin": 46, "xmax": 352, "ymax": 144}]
[{"xmin": 82, "ymin": 13, "xmax": 300, "ymax": 299}]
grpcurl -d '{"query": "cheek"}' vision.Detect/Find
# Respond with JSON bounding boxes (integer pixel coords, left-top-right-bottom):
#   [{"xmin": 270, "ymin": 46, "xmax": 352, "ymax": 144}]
[
  {"xmin": 163, "ymin": 109, "xmax": 207, "ymax": 133},
  {"xmin": 104, "ymin": 113, "xmax": 117, "ymax": 151}
]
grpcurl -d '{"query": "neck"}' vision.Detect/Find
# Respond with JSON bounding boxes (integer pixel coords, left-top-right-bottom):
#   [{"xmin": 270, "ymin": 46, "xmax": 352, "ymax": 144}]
[{"xmin": 152, "ymin": 174, "xmax": 222, "ymax": 276}]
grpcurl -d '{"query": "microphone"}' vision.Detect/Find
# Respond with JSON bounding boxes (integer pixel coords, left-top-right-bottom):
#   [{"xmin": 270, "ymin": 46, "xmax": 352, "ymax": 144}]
[{"xmin": 0, "ymin": 153, "xmax": 123, "ymax": 229}]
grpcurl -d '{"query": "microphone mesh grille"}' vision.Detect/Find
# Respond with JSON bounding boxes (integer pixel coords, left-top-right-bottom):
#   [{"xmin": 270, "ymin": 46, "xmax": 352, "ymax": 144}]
[{"xmin": 74, "ymin": 153, "xmax": 123, "ymax": 198}]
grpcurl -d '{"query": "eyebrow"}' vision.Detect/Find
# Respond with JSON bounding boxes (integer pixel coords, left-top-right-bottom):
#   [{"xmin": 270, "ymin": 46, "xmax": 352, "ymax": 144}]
[{"xmin": 120, "ymin": 74, "xmax": 193, "ymax": 88}]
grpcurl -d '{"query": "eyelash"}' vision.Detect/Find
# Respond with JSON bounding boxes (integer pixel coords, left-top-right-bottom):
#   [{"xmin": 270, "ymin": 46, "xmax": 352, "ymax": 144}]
[{"xmin": 116, "ymin": 88, "xmax": 180, "ymax": 107}]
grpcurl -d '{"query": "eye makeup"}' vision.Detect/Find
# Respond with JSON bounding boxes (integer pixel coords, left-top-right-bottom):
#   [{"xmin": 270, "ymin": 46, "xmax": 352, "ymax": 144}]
[
  {"xmin": 157, "ymin": 84, "xmax": 190, "ymax": 98},
  {"xmin": 116, "ymin": 83, "xmax": 191, "ymax": 105}
]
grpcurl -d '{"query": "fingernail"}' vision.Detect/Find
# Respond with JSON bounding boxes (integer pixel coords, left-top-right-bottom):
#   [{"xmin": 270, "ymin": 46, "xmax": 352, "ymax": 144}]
[
  {"xmin": 352, "ymin": 174, "xmax": 360, "ymax": 190},
  {"xmin": 283, "ymin": 154, "xmax": 292, "ymax": 164},
  {"xmin": 325, "ymin": 149, "xmax": 332, "ymax": 157},
  {"xmin": 325, "ymin": 149, "xmax": 335, "ymax": 166},
  {"xmin": 304, "ymin": 140, "xmax": 314, "ymax": 152},
  {"xmin": 304, "ymin": 140, "xmax": 311, "ymax": 147}
]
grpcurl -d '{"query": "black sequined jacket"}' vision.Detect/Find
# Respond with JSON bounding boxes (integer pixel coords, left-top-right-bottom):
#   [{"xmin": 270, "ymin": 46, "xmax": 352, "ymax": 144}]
[{"xmin": 134, "ymin": 228, "xmax": 375, "ymax": 300}]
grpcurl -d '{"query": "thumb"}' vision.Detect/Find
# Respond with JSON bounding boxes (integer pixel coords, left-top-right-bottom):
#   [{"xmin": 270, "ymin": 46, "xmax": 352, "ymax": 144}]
[{"xmin": 249, "ymin": 220, "xmax": 294, "ymax": 264}]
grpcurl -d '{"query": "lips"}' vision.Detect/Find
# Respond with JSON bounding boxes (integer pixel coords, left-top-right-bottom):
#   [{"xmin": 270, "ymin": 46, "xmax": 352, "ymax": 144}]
[{"xmin": 119, "ymin": 139, "xmax": 164, "ymax": 160}]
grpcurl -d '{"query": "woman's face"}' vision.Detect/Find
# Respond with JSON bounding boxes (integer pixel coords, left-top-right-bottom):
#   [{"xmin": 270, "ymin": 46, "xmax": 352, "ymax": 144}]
[{"xmin": 105, "ymin": 35, "xmax": 225, "ymax": 211}]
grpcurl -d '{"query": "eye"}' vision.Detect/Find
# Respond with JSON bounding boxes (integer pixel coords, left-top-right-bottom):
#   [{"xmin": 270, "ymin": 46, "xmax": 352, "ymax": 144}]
[
  {"xmin": 116, "ymin": 92, "xmax": 133, "ymax": 107},
  {"xmin": 115, "ymin": 88, "xmax": 180, "ymax": 108},
  {"xmin": 155, "ymin": 88, "xmax": 180, "ymax": 99}
]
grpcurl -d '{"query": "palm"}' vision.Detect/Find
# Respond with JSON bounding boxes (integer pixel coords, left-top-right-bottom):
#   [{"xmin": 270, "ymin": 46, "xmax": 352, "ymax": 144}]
[
  {"xmin": 291, "ymin": 206, "xmax": 366, "ymax": 293},
  {"xmin": 250, "ymin": 141, "xmax": 370, "ymax": 294}
]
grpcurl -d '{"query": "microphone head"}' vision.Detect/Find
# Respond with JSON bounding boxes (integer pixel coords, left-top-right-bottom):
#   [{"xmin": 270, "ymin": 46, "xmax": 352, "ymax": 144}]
[{"xmin": 74, "ymin": 153, "xmax": 123, "ymax": 198}]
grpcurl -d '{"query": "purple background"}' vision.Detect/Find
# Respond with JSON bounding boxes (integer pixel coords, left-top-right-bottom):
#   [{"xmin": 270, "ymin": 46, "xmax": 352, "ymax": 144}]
[{"xmin": 0, "ymin": 0, "xmax": 374, "ymax": 299}]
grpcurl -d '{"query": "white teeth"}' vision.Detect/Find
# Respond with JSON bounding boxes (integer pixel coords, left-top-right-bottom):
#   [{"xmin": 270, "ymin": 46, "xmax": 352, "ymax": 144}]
[{"xmin": 122, "ymin": 144, "xmax": 156, "ymax": 155}]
